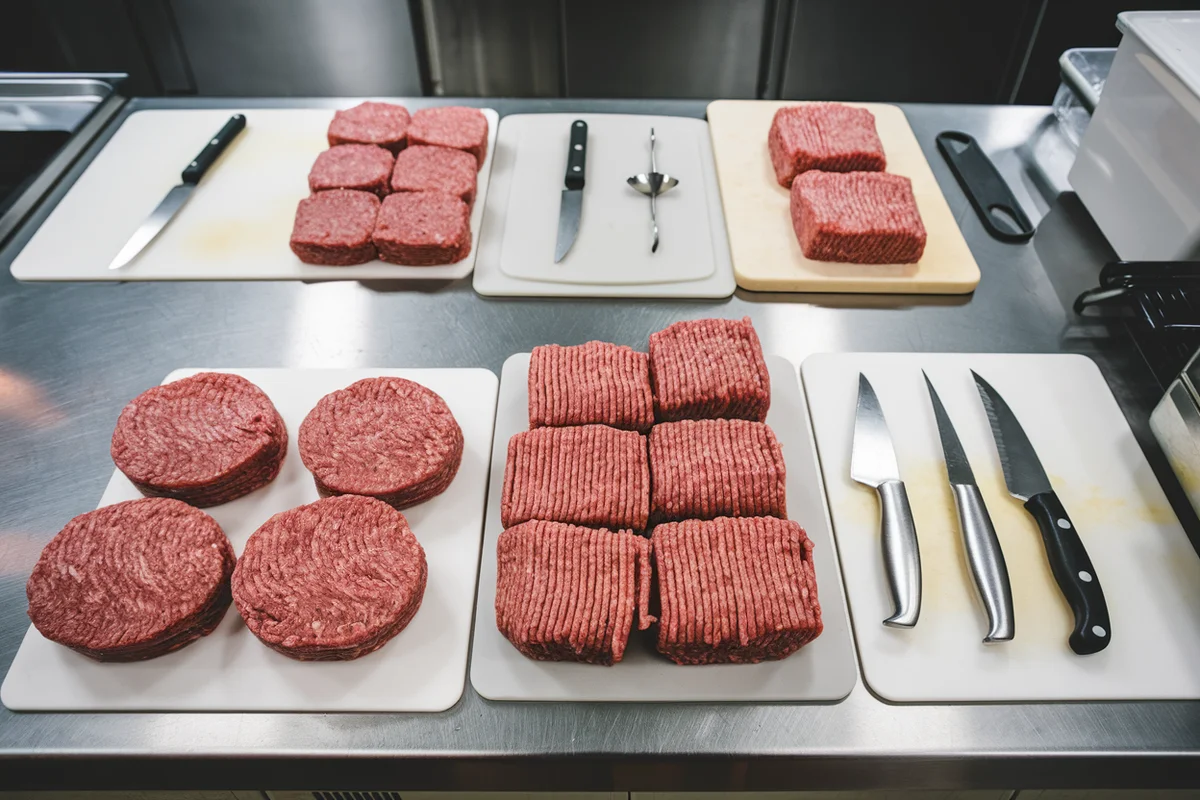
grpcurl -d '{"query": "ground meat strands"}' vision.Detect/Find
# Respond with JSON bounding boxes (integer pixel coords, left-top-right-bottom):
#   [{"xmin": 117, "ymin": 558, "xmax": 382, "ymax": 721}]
[
  {"xmin": 767, "ymin": 103, "xmax": 886, "ymax": 187},
  {"xmin": 528, "ymin": 342, "xmax": 654, "ymax": 433},
  {"xmin": 372, "ymin": 190, "xmax": 472, "ymax": 266},
  {"xmin": 390, "ymin": 145, "xmax": 479, "ymax": 207},
  {"xmin": 308, "ymin": 144, "xmax": 395, "ymax": 198},
  {"xmin": 289, "ymin": 189, "xmax": 381, "ymax": 266},
  {"xmin": 407, "ymin": 106, "xmax": 489, "ymax": 169},
  {"xmin": 327, "ymin": 101, "xmax": 411, "ymax": 153},
  {"xmin": 791, "ymin": 170, "xmax": 927, "ymax": 264},
  {"xmin": 648, "ymin": 316, "xmax": 771, "ymax": 422}
]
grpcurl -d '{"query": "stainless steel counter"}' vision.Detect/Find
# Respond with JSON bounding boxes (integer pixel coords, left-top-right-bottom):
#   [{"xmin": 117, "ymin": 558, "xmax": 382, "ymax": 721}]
[{"xmin": 1, "ymin": 98, "xmax": 1198, "ymax": 792}]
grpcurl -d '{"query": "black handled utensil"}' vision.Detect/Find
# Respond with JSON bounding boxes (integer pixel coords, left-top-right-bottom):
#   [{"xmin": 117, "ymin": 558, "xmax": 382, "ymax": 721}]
[
  {"xmin": 936, "ymin": 130, "xmax": 1034, "ymax": 243},
  {"xmin": 554, "ymin": 119, "xmax": 588, "ymax": 263}
]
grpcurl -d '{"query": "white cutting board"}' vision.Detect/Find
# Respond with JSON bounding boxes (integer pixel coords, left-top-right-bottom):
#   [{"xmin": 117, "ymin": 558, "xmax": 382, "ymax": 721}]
[
  {"xmin": 1, "ymin": 366, "xmax": 498, "ymax": 712},
  {"xmin": 707, "ymin": 100, "xmax": 980, "ymax": 294},
  {"xmin": 473, "ymin": 114, "xmax": 735, "ymax": 298},
  {"xmin": 469, "ymin": 353, "xmax": 858, "ymax": 702},
  {"xmin": 9, "ymin": 107, "xmax": 498, "ymax": 281},
  {"xmin": 802, "ymin": 353, "xmax": 1200, "ymax": 702}
]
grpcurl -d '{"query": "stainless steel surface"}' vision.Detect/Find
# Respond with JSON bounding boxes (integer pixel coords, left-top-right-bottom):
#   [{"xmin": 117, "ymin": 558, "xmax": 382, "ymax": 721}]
[
  {"xmin": 1151, "ymin": 378, "xmax": 1200, "ymax": 518},
  {"xmin": 554, "ymin": 188, "xmax": 582, "ymax": 263},
  {"xmin": 925, "ymin": 372, "xmax": 978, "ymax": 487},
  {"xmin": 973, "ymin": 371, "xmax": 1054, "ymax": 501},
  {"xmin": 2, "ymin": 98, "xmax": 1200, "ymax": 790},
  {"xmin": 107, "ymin": 184, "xmax": 192, "ymax": 270},
  {"xmin": 851, "ymin": 373, "xmax": 903, "ymax": 487},
  {"xmin": 626, "ymin": 128, "xmax": 679, "ymax": 253}
]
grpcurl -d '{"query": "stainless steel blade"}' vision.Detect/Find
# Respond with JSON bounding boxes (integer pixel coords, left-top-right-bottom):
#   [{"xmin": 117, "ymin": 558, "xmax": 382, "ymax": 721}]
[
  {"xmin": 923, "ymin": 371, "xmax": 977, "ymax": 487},
  {"xmin": 107, "ymin": 184, "xmax": 194, "ymax": 270},
  {"xmin": 553, "ymin": 189, "xmax": 582, "ymax": 263},
  {"xmin": 851, "ymin": 373, "xmax": 901, "ymax": 488},
  {"xmin": 972, "ymin": 370, "xmax": 1052, "ymax": 501}
]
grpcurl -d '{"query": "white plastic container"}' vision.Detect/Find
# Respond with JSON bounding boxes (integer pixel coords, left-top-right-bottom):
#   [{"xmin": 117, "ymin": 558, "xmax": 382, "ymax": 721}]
[{"xmin": 1069, "ymin": 11, "xmax": 1200, "ymax": 261}]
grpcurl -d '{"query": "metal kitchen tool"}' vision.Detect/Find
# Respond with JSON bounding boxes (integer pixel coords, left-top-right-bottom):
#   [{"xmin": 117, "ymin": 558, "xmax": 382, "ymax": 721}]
[
  {"xmin": 108, "ymin": 114, "xmax": 246, "ymax": 270},
  {"xmin": 553, "ymin": 119, "xmax": 588, "ymax": 263},
  {"xmin": 923, "ymin": 372, "xmax": 1014, "ymax": 644},
  {"xmin": 851, "ymin": 373, "xmax": 922, "ymax": 628},
  {"xmin": 626, "ymin": 127, "xmax": 679, "ymax": 253},
  {"xmin": 972, "ymin": 371, "xmax": 1111, "ymax": 655}
]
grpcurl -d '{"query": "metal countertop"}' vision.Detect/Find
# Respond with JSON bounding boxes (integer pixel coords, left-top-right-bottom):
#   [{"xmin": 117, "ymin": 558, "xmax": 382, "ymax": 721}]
[{"xmin": 1, "ymin": 98, "xmax": 1197, "ymax": 792}]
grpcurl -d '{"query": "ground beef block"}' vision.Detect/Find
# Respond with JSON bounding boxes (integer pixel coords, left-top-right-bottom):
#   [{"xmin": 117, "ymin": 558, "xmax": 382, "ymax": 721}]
[
  {"xmin": 648, "ymin": 317, "xmax": 771, "ymax": 422},
  {"xmin": 791, "ymin": 170, "xmax": 927, "ymax": 264},
  {"xmin": 496, "ymin": 520, "xmax": 654, "ymax": 665},
  {"xmin": 111, "ymin": 372, "xmax": 288, "ymax": 508},
  {"xmin": 390, "ymin": 145, "xmax": 478, "ymax": 207},
  {"xmin": 308, "ymin": 144, "xmax": 395, "ymax": 198},
  {"xmin": 372, "ymin": 190, "xmax": 471, "ymax": 266},
  {"xmin": 327, "ymin": 101, "xmax": 411, "ymax": 153},
  {"xmin": 651, "ymin": 516, "xmax": 822, "ymax": 665},
  {"xmin": 232, "ymin": 495, "xmax": 426, "ymax": 661},
  {"xmin": 768, "ymin": 103, "xmax": 887, "ymax": 187},
  {"xmin": 407, "ymin": 106, "xmax": 489, "ymax": 169},
  {"xmin": 299, "ymin": 377, "xmax": 463, "ymax": 509},
  {"xmin": 26, "ymin": 498, "xmax": 234, "ymax": 662},
  {"xmin": 528, "ymin": 342, "xmax": 653, "ymax": 433},
  {"xmin": 649, "ymin": 419, "xmax": 786, "ymax": 524},
  {"xmin": 290, "ymin": 189, "xmax": 381, "ymax": 266},
  {"xmin": 501, "ymin": 425, "xmax": 650, "ymax": 531}
]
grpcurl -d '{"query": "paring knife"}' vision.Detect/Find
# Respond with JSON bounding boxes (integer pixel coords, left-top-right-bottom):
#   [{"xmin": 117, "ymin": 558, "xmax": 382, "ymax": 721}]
[
  {"xmin": 851, "ymin": 373, "xmax": 922, "ymax": 628},
  {"xmin": 923, "ymin": 372, "xmax": 1014, "ymax": 644},
  {"xmin": 108, "ymin": 114, "xmax": 247, "ymax": 270},
  {"xmin": 972, "ymin": 370, "xmax": 1111, "ymax": 655},
  {"xmin": 553, "ymin": 119, "xmax": 587, "ymax": 263}
]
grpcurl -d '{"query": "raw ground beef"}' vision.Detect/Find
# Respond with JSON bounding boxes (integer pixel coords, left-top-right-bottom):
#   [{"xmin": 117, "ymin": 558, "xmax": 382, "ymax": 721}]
[
  {"xmin": 290, "ymin": 189, "xmax": 381, "ymax": 266},
  {"xmin": 651, "ymin": 516, "xmax": 822, "ymax": 665},
  {"xmin": 327, "ymin": 101, "xmax": 411, "ymax": 153},
  {"xmin": 372, "ymin": 190, "xmax": 471, "ymax": 266},
  {"xmin": 26, "ymin": 498, "xmax": 234, "ymax": 662},
  {"xmin": 111, "ymin": 372, "xmax": 288, "ymax": 508},
  {"xmin": 232, "ymin": 495, "xmax": 426, "ymax": 661},
  {"xmin": 308, "ymin": 144, "xmax": 395, "ymax": 198},
  {"xmin": 501, "ymin": 424, "xmax": 650, "ymax": 531},
  {"xmin": 791, "ymin": 170, "xmax": 927, "ymax": 264},
  {"xmin": 528, "ymin": 342, "xmax": 653, "ymax": 433},
  {"xmin": 648, "ymin": 317, "xmax": 771, "ymax": 422},
  {"xmin": 495, "ymin": 520, "xmax": 653, "ymax": 665},
  {"xmin": 407, "ymin": 106, "xmax": 489, "ymax": 169},
  {"xmin": 768, "ymin": 103, "xmax": 886, "ymax": 187},
  {"xmin": 649, "ymin": 419, "xmax": 786, "ymax": 524},
  {"xmin": 299, "ymin": 377, "xmax": 463, "ymax": 510},
  {"xmin": 390, "ymin": 145, "xmax": 478, "ymax": 207}
]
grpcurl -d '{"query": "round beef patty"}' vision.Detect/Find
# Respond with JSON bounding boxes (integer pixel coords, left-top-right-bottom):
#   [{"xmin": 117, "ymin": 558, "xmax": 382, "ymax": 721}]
[
  {"xmin": 298, "ymin": 377, "xmax": 463, "ymax": 509},
  {"xmin": 26, "ymin": 498, "xmax": 235, "ymax": 662},
  {"xmin": 111, "ymin": 372, "xmax": 288, "ymax": 507},
  {"xmin": 232, "ymin": 495, "xmax": 427, "ymax": 661}
]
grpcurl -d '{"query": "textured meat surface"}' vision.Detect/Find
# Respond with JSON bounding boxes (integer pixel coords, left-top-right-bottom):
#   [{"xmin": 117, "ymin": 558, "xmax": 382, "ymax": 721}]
[
  {"xmin": 327, "ymin": 101, "xmax": 411, "ymax": 153},
  {"xmin": 407, "ymin": 106, "xmax": 489, "ymax": 168},
  {"xmin": 501, "ymin": 425, "xmax": 650, "ymax": 531},
  {"xmin": 768, "ymin": 103, "xmax": 886, "ymax": 187},
  {"xmin": 308, "ymin": 144, "xmax": 395, "ymax": 198},
  {"xmin": 791, "ymin": 170, "xmax": 927, "ymax": 264},
  {"xmin": 111, "ymin": 372, "xmax": 288, "ymax": 507},
  {"xmin": 232, "ymin": 495, "xmax": 427, "ymax": 661},
  {"xmin": 652, "ymin": 516, "xmax": 822, "ymax": 665},
  {"xmin": 26, "ymin": 498, "xmax": 234, "ymax": 661},
  {"xmin": 290, "ymin": 189, "xmax": 381, "ymax": 266},
  {"xmin": 649, "ymin": 419, "xmax": 786, "ymax": 523},
  {"xmin": 648, "ymin": 316, "xmax": 770, "ymax": 422},
  {"xmin": 390, "ymin": 145, "xmax": 478, "ymax": 207},
  {"xmin": 528, "ymin": 342, "xmax": 653, "ymax": 432},
  {"xmin": 299, "ymin": 376, "xmax": 463, "ymax": 509},
  {"xmin": 372, "ymin": 190, "xmax": 471, "ymax": 266},
  {"xmin": 495, "ymin": 520, "xmax": 654, "ymax": 665}
]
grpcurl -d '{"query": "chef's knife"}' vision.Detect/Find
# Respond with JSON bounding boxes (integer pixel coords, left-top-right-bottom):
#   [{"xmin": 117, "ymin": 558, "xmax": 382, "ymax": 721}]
[
  {"xmin": 108, "ymin": 114, "xmax": 247, "ymax": 270},
  {"xmin": 851, "ymin": 373, "xmax": 921, "ymax": 628},
  {"xmin": 923, "ymin": 372, "xmax": 1014, "ymax": 643},
  {"xmin": 972, "ymin": 370, "xmax": 1111, "ymax": 655},
  {"xmin": 553, "ymin": 119, "xmax": 587, "ymax": 263}
]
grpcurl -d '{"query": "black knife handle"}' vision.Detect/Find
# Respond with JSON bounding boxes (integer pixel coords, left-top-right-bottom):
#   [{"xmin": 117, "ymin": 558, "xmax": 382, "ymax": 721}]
[
  {"xmin": 935, "ymin": 130, "xmax": 1034, "ymax": 243},
  {"xmin": 564, "ymin": 120, "xmax": 587, "ymax": 191},
  {"xmin": 1024, "ymin": 491, "xmax": 1111, "ymax": 655},
  {"xmin": 182, "ymin": 114, "xmax": 247, "ymax": 185}
]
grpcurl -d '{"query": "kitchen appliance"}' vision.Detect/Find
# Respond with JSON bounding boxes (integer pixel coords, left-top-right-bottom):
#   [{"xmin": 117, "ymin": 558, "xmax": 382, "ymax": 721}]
[{"xmin": 1151, "ymin": 347, "xmax": 1200, "ymax": 521}]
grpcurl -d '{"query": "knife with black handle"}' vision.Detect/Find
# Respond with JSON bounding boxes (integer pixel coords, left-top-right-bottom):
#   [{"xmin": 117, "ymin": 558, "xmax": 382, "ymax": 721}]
[{"xmin": 553, "ymin": 120, "xmax": 587, "ymax": 263}]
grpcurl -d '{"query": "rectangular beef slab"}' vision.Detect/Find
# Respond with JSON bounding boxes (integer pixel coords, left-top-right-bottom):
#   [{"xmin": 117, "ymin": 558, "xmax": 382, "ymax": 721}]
[{"xmin": 790, "ymin": 170, "xmax": 927, "ymax": 264}]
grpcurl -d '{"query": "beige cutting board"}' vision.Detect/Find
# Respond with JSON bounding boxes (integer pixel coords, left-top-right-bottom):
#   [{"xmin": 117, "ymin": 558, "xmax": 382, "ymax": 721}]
[{"xmin": 707, "ymin": 100, "xmax": 980, "ymax": 294}]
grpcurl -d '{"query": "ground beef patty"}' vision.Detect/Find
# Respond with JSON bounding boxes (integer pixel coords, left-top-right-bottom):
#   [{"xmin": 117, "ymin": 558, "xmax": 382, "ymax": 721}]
[
  {"xmin": 496, "ymin": 520, "xmax": 654, "ymax": 665},
  {"xmin": 372, "ymin": 190, "xmax": 471, "ymax": 266},
  {"xmin": 648, "ymin": 317, "xmax": 771, "ymax": 422},
  {"xmin": 111, "ymin": 372, "xmax": 288, "ymax": 508},
  {"xmin": 768, "ymin": 103, "xmax": 886, "ymax": 187},
  {"xmin": 233, "ymin": 495, "xmax": 426, "ymax": 661},
  {"xmin": 298, "ymin": 377, "xmax": 463, "ymax": 509},
  {"xmin": 27, "ymin": 498, "xmax": 235, "ymax": 662},
  {"xmin": 407, "ymin": 106, "xmax": 489, "ymax": 169},
  {"xmin": 308, "ymin": 144, "xmax": 395, "ymax": 198},
  {"xmin": 327, "ymin": 101, "xmax": 411, "ymax": 153},
  {"xmin": 791, "ymin": 170, "xmax": 927, "ymax": 264},
  {"xmin": 651, "ymin": 516, "xmax": 822, "ymax": 665},
  {"xmin": 528, "ymin": 341, "xmax": 653, "ymax": 433},
  {"xmin": 390, "ymin": 145, "xmax": 478, "ymax": 207},
  {"xmin": 290, "ymin": 189, "xmax": 381, "ymax": 266}
]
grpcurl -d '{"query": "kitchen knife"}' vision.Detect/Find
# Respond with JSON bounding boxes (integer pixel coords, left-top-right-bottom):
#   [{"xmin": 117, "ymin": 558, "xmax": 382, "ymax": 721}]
[
  {"xmin": 107, "ymin": 114, "xmax": 247, "ymax": 270},
  {"xmin": 972, "ymin": 370, "xmax": 1111, "ymax": 655},
  {"xmin": 553, "ymin": 119, "xmax": 587, "ymax": 263},
  {"xmin": 851, "ymin": 373, "xmax": 922, "ymax": 628},
  {"xmin": 923, "ymin": 372, "xmax": 1014, "ymax": 643}
]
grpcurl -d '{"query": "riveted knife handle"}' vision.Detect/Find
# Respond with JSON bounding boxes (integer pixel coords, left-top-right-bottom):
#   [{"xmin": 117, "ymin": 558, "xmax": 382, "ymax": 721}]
[
  {"xmin": 951, "ymin": 483, "xmax": 1014, "ymax": 643},
  {"xmin": 182, "ymin": 114, "xmax": 246, "ymax": 185},
  {"xmin": 877, "ymin": 479, "xmax": 921, "ymax": 628},
  {"xmin": 564, "ymin": 120, "xmax": 587, "ymax": 191},
  {"xmin": 1025, "ymin": 491, "xmax": 1111, "ymax": 655}
]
